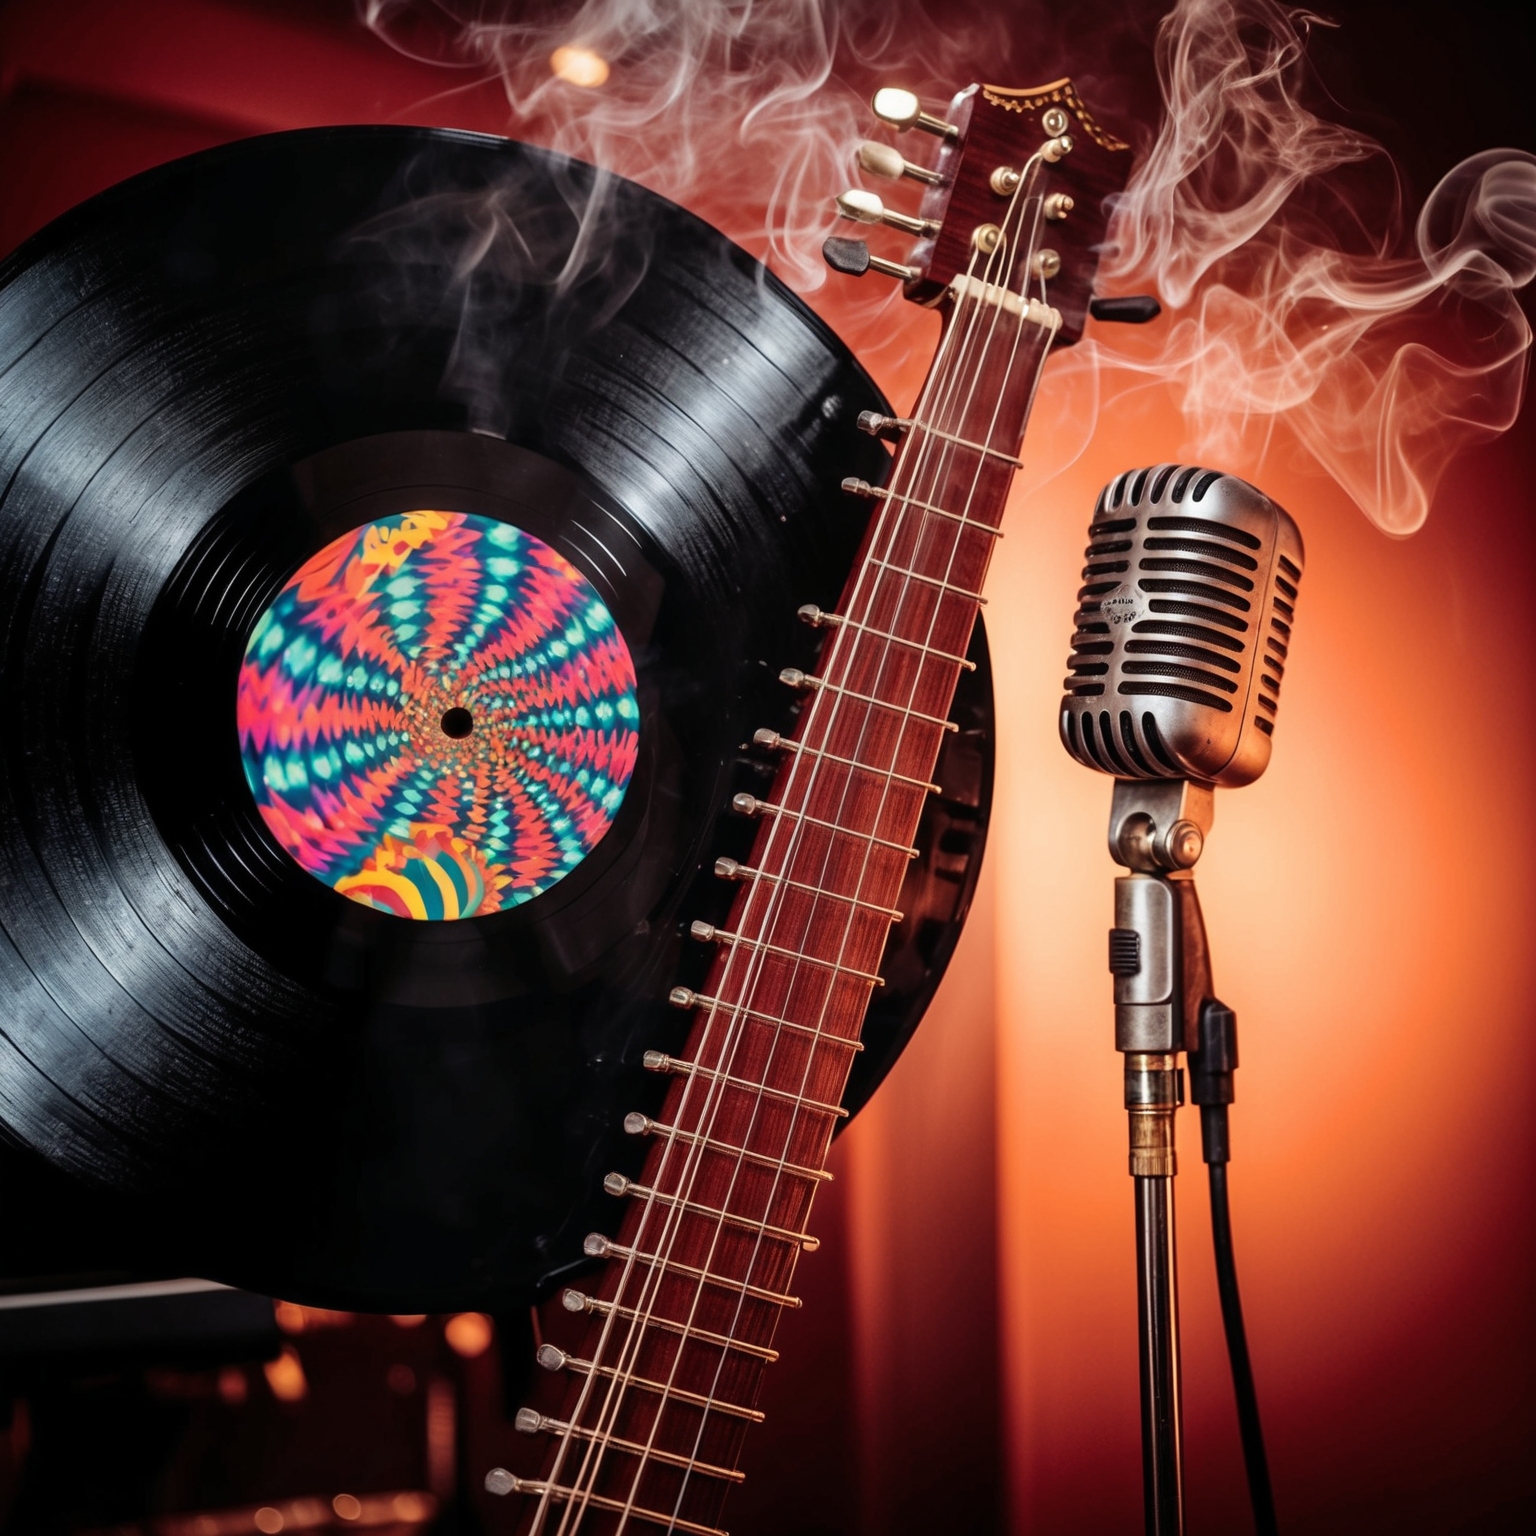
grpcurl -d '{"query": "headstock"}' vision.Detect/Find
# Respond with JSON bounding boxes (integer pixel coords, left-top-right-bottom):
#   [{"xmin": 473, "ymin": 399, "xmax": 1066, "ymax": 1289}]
[{"xmin": 825, "ymin": 79, "xmax": 1154, "ymax": 346}]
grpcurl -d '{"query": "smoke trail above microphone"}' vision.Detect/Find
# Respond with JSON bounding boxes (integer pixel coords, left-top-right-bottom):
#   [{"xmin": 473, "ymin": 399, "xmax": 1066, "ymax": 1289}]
[{"xmin": 1083, "ymin": 0, "xmax": 1536, "ymax": 536}]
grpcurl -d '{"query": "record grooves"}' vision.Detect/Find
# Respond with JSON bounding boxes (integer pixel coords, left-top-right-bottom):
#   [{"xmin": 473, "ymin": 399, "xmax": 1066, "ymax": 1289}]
[{"xmin": 0, "ymin": 127, "xmax": 993, "ymax": 1310}]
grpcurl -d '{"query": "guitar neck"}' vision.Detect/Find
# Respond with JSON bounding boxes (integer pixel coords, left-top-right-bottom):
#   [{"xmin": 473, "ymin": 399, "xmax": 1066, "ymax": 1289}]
[{"xmin": 510, "ymin": 291, "xmax": 1057, "ymax": 1536}]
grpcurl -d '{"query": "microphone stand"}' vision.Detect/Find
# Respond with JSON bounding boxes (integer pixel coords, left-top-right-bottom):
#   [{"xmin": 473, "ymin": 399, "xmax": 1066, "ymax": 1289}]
[{"xmin": 1106, "ymin": 778, "xmax": 1216, "ymax": 1536}]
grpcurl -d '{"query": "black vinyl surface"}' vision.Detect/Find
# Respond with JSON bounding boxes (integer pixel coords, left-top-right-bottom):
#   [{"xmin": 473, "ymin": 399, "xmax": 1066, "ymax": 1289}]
[{"xmin": 0, "ymin": 127, "xmax": 992, "ymax": 1311}]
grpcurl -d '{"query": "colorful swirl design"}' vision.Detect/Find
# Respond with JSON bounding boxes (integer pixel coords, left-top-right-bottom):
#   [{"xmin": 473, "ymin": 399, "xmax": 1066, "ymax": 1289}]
[{"xmin": 236, "ymin": 510, "xmax": 640, "ymax": 920}]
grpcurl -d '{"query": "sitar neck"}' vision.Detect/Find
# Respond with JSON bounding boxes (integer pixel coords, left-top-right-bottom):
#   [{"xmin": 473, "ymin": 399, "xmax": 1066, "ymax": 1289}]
[{"xmin": 506, "ymin": 73, "xmax": 1130, "ymax": 1535}]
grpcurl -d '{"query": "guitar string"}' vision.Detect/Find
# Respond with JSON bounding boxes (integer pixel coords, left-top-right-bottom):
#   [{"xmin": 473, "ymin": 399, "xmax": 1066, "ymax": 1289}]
[
  {"xmin": 646, "ymin": 165, "xmax": 1057, "ymax": 1534},
  {"xmin": 555, "ymin": 162, "xmax": 1047, "ymax": 1536},
  {"xmin": 561, "ymin": 191, "xmax": 1042, "ymax": 1533},
  {"xmin": 538, "ymin": 249, "xmax": 1013, "ymax": 1530},
  {"xmin": 538, "ymin": 147, "xmax": 1052, "ymax": 1535},
  {"xmin": 627, "ymin": 170, "xmax": 1055, "ymax": 1530}
]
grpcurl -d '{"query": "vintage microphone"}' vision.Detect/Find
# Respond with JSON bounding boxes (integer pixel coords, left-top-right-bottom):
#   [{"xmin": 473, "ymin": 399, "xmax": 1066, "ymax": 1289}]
[{"xmin": 1059, "ymin": 463, "xmax": 1301, "ymax": 1536}]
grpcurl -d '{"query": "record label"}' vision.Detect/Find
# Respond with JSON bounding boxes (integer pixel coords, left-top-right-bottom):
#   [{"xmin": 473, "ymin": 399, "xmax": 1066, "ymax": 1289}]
[{"xmin": 235, "ymin": 509, "xmax": 639, "ymax": 920}]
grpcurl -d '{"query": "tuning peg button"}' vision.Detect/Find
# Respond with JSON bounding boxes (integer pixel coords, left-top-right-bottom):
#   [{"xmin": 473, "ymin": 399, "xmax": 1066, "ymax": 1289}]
[
  {"xmin": 836, "ymin": 189, "xmax": 938, "ymax": 237},
  {"xmin": 871, "ymin": 88, "xmax": 959, "ymax": 139},
  {"xmin": 822, "ymin": 236, "xmax": 918, "ymax": 282},
  {"xmin": 1088, "ymin": 295, "xmax": 1164, "ymax": 323},
  {"xmin": 857, "ymin": 141, "xmax": 943, "ymax": 186}
]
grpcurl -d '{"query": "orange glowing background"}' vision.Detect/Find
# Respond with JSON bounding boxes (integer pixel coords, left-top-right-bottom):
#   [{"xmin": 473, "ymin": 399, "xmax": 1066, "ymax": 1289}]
[{"xmin": 1, "ymin": 1, "xmax": 1531, "ymax": 1531}]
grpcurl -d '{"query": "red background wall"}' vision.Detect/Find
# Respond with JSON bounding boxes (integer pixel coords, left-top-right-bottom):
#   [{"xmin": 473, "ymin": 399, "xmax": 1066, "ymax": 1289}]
[{"xmin": 1, "ymin": 2, "xmax": 1531, "ymax": 1532}]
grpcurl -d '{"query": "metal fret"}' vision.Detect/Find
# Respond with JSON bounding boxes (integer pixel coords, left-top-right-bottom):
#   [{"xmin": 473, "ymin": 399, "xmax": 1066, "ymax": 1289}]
[
  {"xmin": 843, "ymin": 479, "xmax": 1005, "ymax": 538},
  {"xmin": 868, "ymin": 558, "xmax": 988, "ymax": 602},
  {"xmin": 781, "ymin": 670, "xmax": 960, "ymax": 733},
  {"xmin": 754, "ymin": 728, "xmax": 942, "ymax": 795},
  {"xmin": 717, "ymin": 855, "xmax": 906, "ymax": 920},
  {"xmin": 623, "ymin": 1114, "xmax": 834, "ymax": 1183},
  {"xmin": 799, "ymin": 606, "xmax": 977, "ymax": 670},
  {"xmin": 605, "ymin": 1171, "xmax": 820, "ymax": 1249},
  {"xmin": 691, "ymin": 922, "xmax": 884, "ymax": 992},
  {"xmin": 642, "ymin": 1047, "xmax": 850, "ymax": 1118},
  {"xmin": 561, "ymin": 1288, "xmax": 781, "ymax": 1363},
  {"xmin": 536, "ymin": 1344, "xmax": 767, "ymax": 1421},
  {"xmin": 669, "ymin": 987, "xmax": 866, "ymax": 1050},
  {"xmin": 493, "ymin": 1474, "xmax": 729, "ymax": 1535},
  {"xmin": 515, "ymin": 1412, "xmax": 746, "ymax": 1484},
  {"xmin": 732, "ymin": 794, "xmax": 920, "ymax": 858},
  {"xmin": 582, "ymin": 1237, "xmax": 802, "ymax": 1308}
]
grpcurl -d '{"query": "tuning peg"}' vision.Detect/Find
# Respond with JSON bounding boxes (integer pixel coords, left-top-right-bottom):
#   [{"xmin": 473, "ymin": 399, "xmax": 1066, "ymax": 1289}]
[
  {"xmin": 822, "ymin": 236, "xmax": 918, "ymax": 281},
  {"xmin": 857, "ymin": 141, "xmax": 943, "ymax": 186},
  {"xmin": 871, "ymin": 87, "xmax": 959, "ymax": 139},
  {"xmin": 836, "ymin": 188, "xmax": 938, "ymax": 237},
  {"xmin": 1088, "ymin": 295, "xmax": 1163, "ymax": 323}
]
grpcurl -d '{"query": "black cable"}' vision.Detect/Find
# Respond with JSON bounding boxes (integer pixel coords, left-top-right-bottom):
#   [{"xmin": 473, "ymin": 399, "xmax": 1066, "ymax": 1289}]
[
  {"xmin": 1203, "ymin": 1111, "xmax": 1278, "ymax": 1536},
  {"xmin": 1190, "ymin": 1003, "xmax": 1279, "ymax": 1536}
]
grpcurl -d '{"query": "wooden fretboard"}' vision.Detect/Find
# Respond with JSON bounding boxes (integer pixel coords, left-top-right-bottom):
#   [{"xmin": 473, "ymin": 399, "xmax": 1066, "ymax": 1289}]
[{"xmin": 504, "ymin": 277, "xmax": 1057, "ymax": 1535}]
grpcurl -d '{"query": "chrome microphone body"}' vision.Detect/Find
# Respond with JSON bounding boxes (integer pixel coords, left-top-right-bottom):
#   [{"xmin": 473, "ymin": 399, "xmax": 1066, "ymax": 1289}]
[{"xmin": 1060, "ymin": 464, "xmax": 1304, "ymax": 789}]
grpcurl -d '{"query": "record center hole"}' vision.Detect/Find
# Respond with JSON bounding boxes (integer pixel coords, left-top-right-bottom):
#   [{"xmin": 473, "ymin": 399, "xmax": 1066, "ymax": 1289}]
[{"xmin": 440, "ymin": 707, "xmax": 474, "ymax": 740}]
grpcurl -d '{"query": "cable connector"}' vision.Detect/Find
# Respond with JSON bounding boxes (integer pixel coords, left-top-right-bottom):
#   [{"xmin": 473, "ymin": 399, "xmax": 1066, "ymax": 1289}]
[{"xmin": 1189, "ymin": 998, "xmax": 1238, "ymax": 1164}]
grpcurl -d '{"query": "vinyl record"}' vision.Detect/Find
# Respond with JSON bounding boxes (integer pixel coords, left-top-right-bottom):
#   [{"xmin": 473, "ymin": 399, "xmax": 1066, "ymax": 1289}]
[{"xmin": 0, "ymin": 127, "xmax": 992, "ymax": 1310}]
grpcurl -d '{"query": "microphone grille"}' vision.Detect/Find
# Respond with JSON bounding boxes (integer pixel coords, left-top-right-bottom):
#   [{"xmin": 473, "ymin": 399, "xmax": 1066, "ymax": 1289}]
[{"xmin": 1060, "ymin": 464, "xmax": 1304, "ymax": 787}]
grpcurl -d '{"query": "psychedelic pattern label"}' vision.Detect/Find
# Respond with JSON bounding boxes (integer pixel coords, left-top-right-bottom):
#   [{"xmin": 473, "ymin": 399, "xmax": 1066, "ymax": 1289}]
[{"xmin": 236, "ymin": 511, "xmax": 640, "ymax": 920}]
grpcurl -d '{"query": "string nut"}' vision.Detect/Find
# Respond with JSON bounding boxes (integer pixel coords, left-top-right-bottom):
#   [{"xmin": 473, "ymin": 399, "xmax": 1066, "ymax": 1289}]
[
  {"xmin": 972, "ymin": 224, "xmax": 1004, "ymax": 254},
  {"xmin": 1031, "ymin": 249, "xmax": 1062, "ymax": 279},
  {"xmin": 1044, "ymin": 193, "xmax": 1075, "ymax": 221},
  {"xmin": 1041, "ymin": 107, "xmax": 1071, "ymax": 136},
  {"xmin": 989, "ymin": 166, "xmax": 1021, "ymax": 196},
  {"xmin": 1042, "ymin": 133, "xmax": 1074, "ymax": 163}
]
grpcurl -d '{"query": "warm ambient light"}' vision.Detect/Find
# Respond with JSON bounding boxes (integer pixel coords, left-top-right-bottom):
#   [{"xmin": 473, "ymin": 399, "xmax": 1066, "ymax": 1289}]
[
  {"xmin": 444, "ymin": 1311, "xmax": 494, "ymax": 1358},
  {"xmin": 550, "ymin": 45, "xmax": 609, "ymax": 87},
  {"xmin": 264, "ymin": 1345, "xmax": 308, "ymax": 1402}
]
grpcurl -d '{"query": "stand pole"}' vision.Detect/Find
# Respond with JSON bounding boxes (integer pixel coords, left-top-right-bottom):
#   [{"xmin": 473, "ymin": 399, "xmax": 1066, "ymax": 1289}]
[
  {"xmin": 1136, "ymin": 1172, "xmax": 1183, "ymax": 1535},
  {"xmin": 1125, "ymin": 1049, "xmax": 1184, "ymax": 1536}
]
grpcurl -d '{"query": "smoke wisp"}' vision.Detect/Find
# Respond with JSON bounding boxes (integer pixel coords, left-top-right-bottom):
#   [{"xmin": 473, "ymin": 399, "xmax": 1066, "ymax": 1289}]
[
  {"xmin": 1088, "ymin": 0, "xmax": 1536, "ymax": 533},
  {"xmin": 359, "ymin": 0, "xmax": 1536, "ymax": 534}
]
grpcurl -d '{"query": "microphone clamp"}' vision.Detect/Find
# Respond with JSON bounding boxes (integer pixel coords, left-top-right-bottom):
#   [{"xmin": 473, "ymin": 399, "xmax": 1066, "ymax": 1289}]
[{"xmin": 1108, "ymin": 778, "xmax": 1213, "ymax": 873}]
